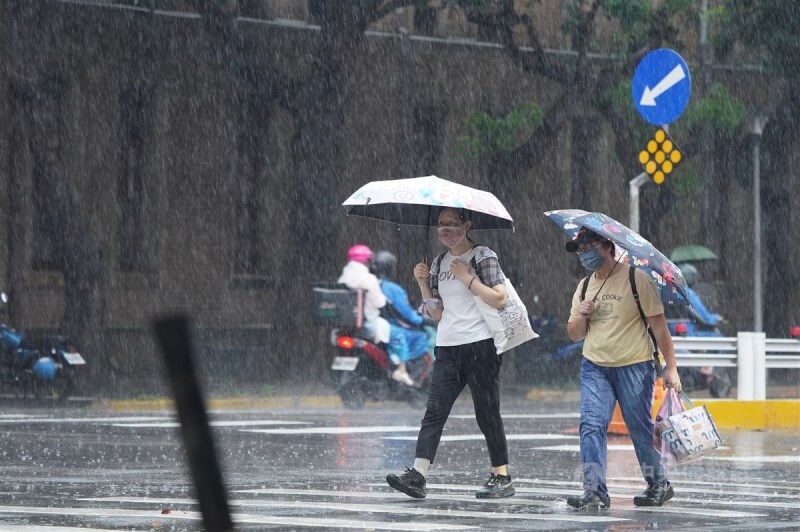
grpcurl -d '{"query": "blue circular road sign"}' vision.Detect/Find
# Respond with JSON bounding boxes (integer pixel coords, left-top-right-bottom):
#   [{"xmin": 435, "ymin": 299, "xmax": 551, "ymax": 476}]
[{"xmin": 632, "ymin": 49, "xmax": 691, "ymax": 126}]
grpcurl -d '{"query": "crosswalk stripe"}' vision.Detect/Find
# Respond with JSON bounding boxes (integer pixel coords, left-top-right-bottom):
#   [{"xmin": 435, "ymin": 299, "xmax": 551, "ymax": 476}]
[
  {"xmin": 2, "ymin": 527, "xmax": 118, "ymax": 531},
  {"xmin": 112, "ymin": 420, "xmax": 310, "ymax": 428},
  {"xmin": 607, "ymin": 475, "xmax": 800, "ymax": 491},
  {"xmin": 81, "ymin": 496, "xmax": 628, "ymax": 524},
  {"xmin": 451, "ymin": 413, "xmax": 581, "ymax": 419},
  {"xmin": 0, "ymin": 504, "xmax": 475, "ymax": 531},
  {"xmin": 241, "ymin": 425, "xmax": 420, "ymax": 434},
  {"xmin": 0, "ymin": 416, "xmax": 171, "ymax": 424},
  {"xmin": 384, "ymin": 433, "xmax": 578, "ymax": 442},
  {"xmin": 419, "ymin": 484, "xmax": 767, "ymax": 517},
  {"xmin": 520, "ymin": 479, "xmax": 800, "ymax": 501},
  {"xmin": 706, "ymin": 455, "xmax": 800, "ymax": 463}
]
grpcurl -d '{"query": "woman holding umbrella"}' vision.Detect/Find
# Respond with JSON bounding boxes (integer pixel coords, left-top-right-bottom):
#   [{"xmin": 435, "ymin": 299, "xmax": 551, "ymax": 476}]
[{"xmin": 386, "ymin": 206, "xmax": 516, "ymax": 499}]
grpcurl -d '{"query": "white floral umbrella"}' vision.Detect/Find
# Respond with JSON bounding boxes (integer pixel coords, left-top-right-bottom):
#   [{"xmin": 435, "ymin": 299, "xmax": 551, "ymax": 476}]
[{"xmin": 342, "ymin": 175, "xmax": 513, "ymax": 230}]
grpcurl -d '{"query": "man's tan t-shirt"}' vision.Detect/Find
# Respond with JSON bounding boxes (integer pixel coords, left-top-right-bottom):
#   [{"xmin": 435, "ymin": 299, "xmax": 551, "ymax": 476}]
[{"xmin": 569, "ymin": 265, "xmax": 664, "ymax": 367}]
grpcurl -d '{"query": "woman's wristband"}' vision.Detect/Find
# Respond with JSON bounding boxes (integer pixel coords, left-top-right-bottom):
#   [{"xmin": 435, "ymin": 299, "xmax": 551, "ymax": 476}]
[{"xmin": 468, "ymin": 276, "xmax": 477, "ymax": 290}]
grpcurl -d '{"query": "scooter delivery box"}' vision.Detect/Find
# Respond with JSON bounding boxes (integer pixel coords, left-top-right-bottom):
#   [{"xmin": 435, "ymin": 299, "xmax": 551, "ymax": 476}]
[{"xmin": 311, "ymin": 283, "xmax": 363, "ymax": 327}]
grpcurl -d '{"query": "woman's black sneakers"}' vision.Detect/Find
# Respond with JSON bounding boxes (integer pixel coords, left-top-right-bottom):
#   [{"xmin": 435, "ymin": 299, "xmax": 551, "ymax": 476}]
[
  {"xmin": 475, "ymin": 473, "xmax": 515, "ymax": 499},
  {"xmin": 386, "ymin": 467, "xmax": 427, "ymax": 499},
  {"xmin": 633, "ymin": 482, "xmax": 674, "ymax": 506},
  {"xmin": 566, "ymin": 490, "xmax": 612, "ymax": 510}
]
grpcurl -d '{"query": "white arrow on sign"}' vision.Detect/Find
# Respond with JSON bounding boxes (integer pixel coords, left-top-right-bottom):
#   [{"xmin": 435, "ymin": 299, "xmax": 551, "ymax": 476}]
[{"xmin": 639, "ymin": 64, "xmax": 686, "ymax": 106}]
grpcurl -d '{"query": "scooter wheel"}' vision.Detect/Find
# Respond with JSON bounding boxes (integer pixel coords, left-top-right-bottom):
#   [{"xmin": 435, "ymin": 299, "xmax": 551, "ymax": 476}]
[{"xmin": 338, "ymin": 372, "xmax": 367, "ymax": 409}]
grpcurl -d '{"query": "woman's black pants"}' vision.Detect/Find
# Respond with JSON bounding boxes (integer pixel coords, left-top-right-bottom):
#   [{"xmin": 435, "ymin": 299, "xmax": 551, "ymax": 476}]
[{"xmin": 415, "ymin": 337, "xmax": 509, "ymax": 467}]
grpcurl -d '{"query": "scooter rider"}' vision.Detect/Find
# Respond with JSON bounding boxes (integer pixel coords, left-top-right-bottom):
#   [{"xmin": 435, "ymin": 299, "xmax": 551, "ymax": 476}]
[
  {"xmin": 374, "ymin": 251, "xmax": 433, "ymax": 385},
  {"xmin": 674, "ymin": 263, "xmax": 724, "ymax": 335},
  {"xmin": 337, "ymin": 245, "xmax": 391, "ymax": 348}
]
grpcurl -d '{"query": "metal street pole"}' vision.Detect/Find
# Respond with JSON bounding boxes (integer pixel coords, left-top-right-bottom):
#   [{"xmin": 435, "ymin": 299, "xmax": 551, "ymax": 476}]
[
  {"xmin": 629, "ymin": 172, "xmax": 649, "ymax": 233},
  {"xmin": 751, "ymin": 114, "xmax": 767, "ymax": 332}
]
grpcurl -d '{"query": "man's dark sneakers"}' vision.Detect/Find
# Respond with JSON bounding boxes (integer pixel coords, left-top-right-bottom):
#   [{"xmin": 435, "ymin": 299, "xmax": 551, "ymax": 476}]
[
  {"xmin": 566, "ymin": 490, "xmax": 611, "ymax": 510},
  {"xmin": 386, "ymin": 467, "xmax": 426, "ymax": 499},
  {"xmin": 633, "ymin": 482, "xmax": 674, "ymax": 506},
  {"xmin": 475, "ymin": 473, "xmax": 515, "ymax": 499}
]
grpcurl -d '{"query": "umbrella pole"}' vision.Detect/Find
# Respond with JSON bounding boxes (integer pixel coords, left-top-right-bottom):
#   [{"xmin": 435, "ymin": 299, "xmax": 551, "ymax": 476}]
[{"xmin": 424, "ymin": 205, "xmax": 433, "ymax": 264}]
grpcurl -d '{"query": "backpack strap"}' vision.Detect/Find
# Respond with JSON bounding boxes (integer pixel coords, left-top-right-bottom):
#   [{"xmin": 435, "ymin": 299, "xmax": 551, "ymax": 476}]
[
  {"xmin": 431, "ymin": 252, "xmax": 447, "ymax": 294},
  {"xmin": 469, "ymin": 246, "xmax": 484, "ymax": 284},
  {"xmin": 434, "ymin": 252, "xmax": 446, "ymax": 274},
  {"xmin": 579, "ymin": 276, "xmax": 590, "ymax": 302},
  {"xmin": 629, "ymin": 266, "xmax": 661, "ymax": 368}
]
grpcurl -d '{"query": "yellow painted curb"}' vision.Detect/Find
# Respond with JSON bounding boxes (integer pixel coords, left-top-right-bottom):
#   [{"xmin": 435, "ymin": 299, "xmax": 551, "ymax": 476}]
[
  {"xmin": 691, "ymin": 399, "xmax": 800, "ymax": 430},
  {"xmin": 99, "ymin": 395, "xmax": 343, "ymax": 412}
]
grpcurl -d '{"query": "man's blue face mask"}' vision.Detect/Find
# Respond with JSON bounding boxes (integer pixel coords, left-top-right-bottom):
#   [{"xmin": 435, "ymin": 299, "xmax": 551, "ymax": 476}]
[{"xmin": 579, "ymin": 247, "xmax": 604, "ymax": 271}]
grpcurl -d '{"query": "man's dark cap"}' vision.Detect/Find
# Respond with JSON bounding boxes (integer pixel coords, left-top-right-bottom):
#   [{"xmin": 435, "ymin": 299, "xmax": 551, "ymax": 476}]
[{"xmin": 565, "ymin": 228, "xmax": 604, "ymax": 253}]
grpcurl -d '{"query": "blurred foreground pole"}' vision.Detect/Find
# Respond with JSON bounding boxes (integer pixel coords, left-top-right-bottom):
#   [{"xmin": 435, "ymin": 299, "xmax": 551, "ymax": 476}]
[{"xmin": 154, "ymin": 317, "xmax": 233, "ymax": 532}]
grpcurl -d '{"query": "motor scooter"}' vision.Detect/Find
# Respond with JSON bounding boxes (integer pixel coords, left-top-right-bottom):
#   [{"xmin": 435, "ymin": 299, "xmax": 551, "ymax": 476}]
[
  {"xmin": 330, "ymin": 327, "xmax": 433, "ymax": 408},
  {"xmin": 313, "ymin": 283, "xmax": 432, "ymax": 409},
  {"xmin": 0, "ymin": 292, "xmax": 86, "ymax": 401}
]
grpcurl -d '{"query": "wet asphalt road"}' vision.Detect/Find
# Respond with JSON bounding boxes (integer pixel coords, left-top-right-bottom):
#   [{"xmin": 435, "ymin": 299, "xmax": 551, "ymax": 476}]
[{"xmin": 0, "ymin": 395, "xmax": 798, "ymax": 531}]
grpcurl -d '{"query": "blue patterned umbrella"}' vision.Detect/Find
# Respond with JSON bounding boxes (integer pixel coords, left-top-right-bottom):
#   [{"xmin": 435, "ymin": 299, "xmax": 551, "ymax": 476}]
[{"xmin": 544, "ymin": 209, "xmax": 689, "ymax": 307}]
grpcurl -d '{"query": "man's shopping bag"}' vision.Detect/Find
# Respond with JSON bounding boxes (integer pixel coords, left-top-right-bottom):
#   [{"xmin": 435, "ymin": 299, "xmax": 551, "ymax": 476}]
[{"xmin": 655, "ymin": 389, "xmax": 722, "ymax": 464}]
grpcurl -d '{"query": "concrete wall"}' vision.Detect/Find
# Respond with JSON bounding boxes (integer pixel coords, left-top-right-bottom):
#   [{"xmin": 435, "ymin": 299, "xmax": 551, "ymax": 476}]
[{"xmin": 1, "ymin": 1, "xmax": 796, "ymax": 395}]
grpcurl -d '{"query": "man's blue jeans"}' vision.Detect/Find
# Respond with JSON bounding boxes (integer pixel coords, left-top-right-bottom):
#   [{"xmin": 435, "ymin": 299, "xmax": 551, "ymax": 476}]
[{"xmin": 579, "ymin": 358, "xmax": 667, "ymax": 498}]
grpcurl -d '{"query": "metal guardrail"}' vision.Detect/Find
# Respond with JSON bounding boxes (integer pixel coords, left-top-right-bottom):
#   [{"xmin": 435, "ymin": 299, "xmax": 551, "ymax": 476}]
[{"xmin": 673, "ymin": 332, "xmax": 800, "ymax": 400}]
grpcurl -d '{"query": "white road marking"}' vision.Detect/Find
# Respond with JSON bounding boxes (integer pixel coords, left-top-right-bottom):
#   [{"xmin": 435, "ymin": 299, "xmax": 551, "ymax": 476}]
[
  {"xmin": 534, "ymin": 444, "xmax": 636, "ymax": 451},
  {"xmin": 233, "ymin": 487, "xmax": 550, "ymax": 505},
  {"xmin": 384, "ymin": 433, "xmax": 578, "ymax": 442},
  {"xmin": 422, "ymin": 484, "xmax": 767, "ymax": 517},
  {"xmin": 607, "ymin": 476, "xmax": 800, "ymax": 492},
  {"xmin": 2, "ymin": 527, "xmax": 118, "ymax": 532},
  {"xmin": 112, "ymin": 420, "xmax": 310, "ymax": 428},
  {"xmin": 706, "ymin": 455, "xmax": 800, "ymax": 463},
  {"xmin": 0, "ymin": 416, "xmax": 172, "ymax": 424},
  {"xmin": 241, "ymin": 425, "xmax": 420, "ymax": 435},
  {"xmin": 81, "ymin": 496, "xmax": 628, "ymax": 523},
  {"xmin": 0, "ymin": 505, "xmax": 474, "ymax": 531},
  {"xmin": 451, "ymin": 413, "xmax": 581, "ymax": 419},
  {"xmin": 521, "ymin": 479, "xmax": 800, "ymax": 502}
]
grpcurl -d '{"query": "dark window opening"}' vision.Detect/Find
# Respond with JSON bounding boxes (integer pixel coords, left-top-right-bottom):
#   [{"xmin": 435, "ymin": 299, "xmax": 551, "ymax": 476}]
[
  {"xmin": 26, "ymin": 82, "xmax": 67, "ymax": 272},
  {"xmin": 118, "ymin": 84, "xmax": 153, "ymax": 272},
  {"xmin": 234, "ymin": 96, "xmax": 269, "ymax": 276},
  {"xmin": 412, "ymin": 104, "xmax": 448, "ymax": 175}
]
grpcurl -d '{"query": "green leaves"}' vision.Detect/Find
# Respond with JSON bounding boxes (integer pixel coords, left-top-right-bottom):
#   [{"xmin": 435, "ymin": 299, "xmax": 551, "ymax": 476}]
[
  {"xmin": 678, "ymin": 84, "xmax": 745, "ymax": 139},
  {"xmin": 454, "ymin": 102, "xmax": 544, "ymax": 159}
]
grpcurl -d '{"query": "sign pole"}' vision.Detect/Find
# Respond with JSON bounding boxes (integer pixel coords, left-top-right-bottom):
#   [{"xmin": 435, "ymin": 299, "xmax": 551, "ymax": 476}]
[{"xmin": 628, "ymin": 172, "xmax": 649, "ymax": 233}]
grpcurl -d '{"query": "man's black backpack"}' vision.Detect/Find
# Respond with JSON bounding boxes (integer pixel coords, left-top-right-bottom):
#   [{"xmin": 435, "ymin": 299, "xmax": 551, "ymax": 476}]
[{"xmin": 580, "ymin": 266, "xmax": 661, "ymax": 370}]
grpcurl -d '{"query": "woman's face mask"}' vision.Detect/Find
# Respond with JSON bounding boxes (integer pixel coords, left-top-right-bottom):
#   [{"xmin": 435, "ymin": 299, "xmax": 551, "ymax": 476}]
[
  {"xmin": 438, "ymin": 225, "xmax": 466, "ymax": 249},
  {"xmin": 579, "ymin": 247, "xmax": 605, "ymax": 271}
]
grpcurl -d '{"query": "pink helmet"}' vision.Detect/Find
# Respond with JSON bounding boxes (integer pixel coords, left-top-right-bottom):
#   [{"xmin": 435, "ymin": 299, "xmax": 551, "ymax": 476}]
[{"xmin": 347, "ymin": 244, "xmax": 373, "ymax": 264}]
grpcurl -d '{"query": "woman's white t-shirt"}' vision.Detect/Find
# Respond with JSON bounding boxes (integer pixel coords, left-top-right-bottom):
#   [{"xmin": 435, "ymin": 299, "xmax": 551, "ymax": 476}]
[{"xmin": 434, "ymin": 249, "xmax": 495, "ymax": 346}]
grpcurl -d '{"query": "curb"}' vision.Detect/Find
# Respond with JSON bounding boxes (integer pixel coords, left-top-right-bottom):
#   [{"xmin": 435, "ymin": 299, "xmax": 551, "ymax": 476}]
[
  {"xmin": 97, "ymin": 393, "xmax": 800, "ymax": 430},
  {"xmin": 97, "ymin": 395, "xmax": 343, "ymax": 412},
  {"xmin": 694, "ymin": 399, "xmax": 800, "ymax": 430}
]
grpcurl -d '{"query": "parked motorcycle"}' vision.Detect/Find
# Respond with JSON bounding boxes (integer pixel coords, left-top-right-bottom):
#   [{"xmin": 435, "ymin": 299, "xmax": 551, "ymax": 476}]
[
  {"xmin": 313, "ymin": 283, "xmax": 433, "ymax": 409},
  {"xmin": 0, "ymin": 292, "xmax": 85, "ymax": 401}
]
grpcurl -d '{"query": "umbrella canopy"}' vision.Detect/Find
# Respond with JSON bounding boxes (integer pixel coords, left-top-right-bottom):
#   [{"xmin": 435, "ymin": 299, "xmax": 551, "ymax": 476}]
[
  {"xmin": 544, "ymin": 209, "xmax": 689, "ymax": 306},
  {"xmin": 670, "ymin": 244, "xmax": 718, "ymax": 262},
  {"xmin": 342, "ymin": 175, "xmax": 513, "ymax": 230}
]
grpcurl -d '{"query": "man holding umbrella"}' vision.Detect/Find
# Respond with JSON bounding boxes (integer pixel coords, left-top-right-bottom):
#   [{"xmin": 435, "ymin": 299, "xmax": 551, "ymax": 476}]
[{"xmin": 565, "ymin": 227, "xmax": 682, "ymax": 510}]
